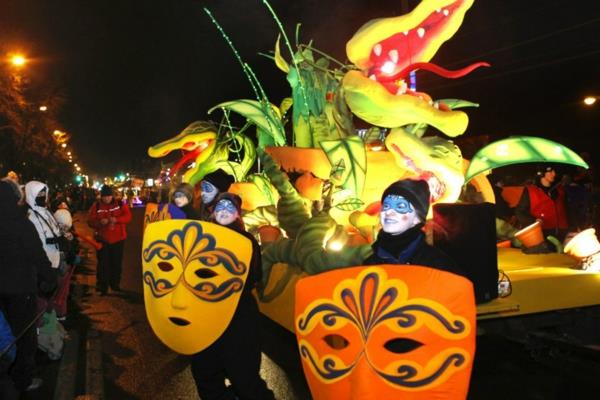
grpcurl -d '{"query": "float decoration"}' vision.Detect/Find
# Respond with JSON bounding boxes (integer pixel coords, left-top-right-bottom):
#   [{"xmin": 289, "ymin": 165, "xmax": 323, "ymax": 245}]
[{"xmin": 464, "ymin": 135, "xmax": 589, "ymax": 183}]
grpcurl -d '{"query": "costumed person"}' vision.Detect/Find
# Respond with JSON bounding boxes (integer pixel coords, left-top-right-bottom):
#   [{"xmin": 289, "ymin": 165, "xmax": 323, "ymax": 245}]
[
  {"xmin": 515, "ymin": 165, "xmax": 569, "ymax": 241},
  {"xmin": 0, "ymin": 179, "xmax": 56, "ymax": 395},
  {"xmin": 190, "ymin": 193, "xmax": 275, "ymax": 400},
  {"xmin": 199, "ymin": 170, "xmax": 234, "ymax": 221},
  {"xmin": 364, "ymin": 179, "xmax": 464, "ymax": 276},
  {"xmin": 168, "ymin": 183, "xmax": 201, "ymax": 220},
  {"xmin": 88, "ymin": 185, "xmax": 132, "ymax": 295}
]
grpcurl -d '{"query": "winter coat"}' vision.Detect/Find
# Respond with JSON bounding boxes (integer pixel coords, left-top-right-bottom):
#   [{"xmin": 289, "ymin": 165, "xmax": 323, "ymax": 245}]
[
  {"xmin": 364, "ymin": 228, "xmax": 465, "ymax": 278},
  {"xmin": 516, "ymin": 184, "xmax": 568, "ymax": 230},
  {"xmin": 88, "ymin": 198, "xmax": 132, "ymax": 244},
  {"xmin": 0, "ymin": 181, "xmax": 56, "ymax": 296},
  {"xmin": 25, "ymin": 181, "xmax": 62, "ymax": 269}
]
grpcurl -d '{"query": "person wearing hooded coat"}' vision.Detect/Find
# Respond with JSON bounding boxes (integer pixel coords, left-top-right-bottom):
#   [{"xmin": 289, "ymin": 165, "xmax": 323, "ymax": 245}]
[
  {"xmin": 199, "ymin": 170, "xmax": 234, "ymax": 221},
  {"xmin": 364, "ymin": 179, "xmax": 464, "ymax": 277},
  {"xmin": 0, "ymin": 179, "xmax": 56, "ymax": 394},
  {"xmin": 190, "ymin": 193, "xmax": 274, "ymax": 400},
  {"xmin": 24, "ymin": 181, "xmax": 63, "ymax": 271}
]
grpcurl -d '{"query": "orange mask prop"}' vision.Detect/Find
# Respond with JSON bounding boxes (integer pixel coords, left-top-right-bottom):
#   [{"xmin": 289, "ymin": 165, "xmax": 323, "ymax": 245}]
[
  {"xmin": 142, "ymin": 220, "xmax": 251, "ymax": 354},
  {"xmin": 295, "ymin": 265, "xmax": 475, "ymax": 400}
]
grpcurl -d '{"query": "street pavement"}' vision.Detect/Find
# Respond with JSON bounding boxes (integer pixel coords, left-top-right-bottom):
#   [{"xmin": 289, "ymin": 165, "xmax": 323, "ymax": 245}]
[{"xmin": 22, "ymin": 207, "xmax": 600, "ymax": 399}]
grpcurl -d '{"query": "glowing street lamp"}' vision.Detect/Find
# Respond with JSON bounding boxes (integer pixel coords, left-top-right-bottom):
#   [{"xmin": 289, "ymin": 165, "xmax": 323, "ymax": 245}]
[
  {"xmin": 9, "ymin": 54, "xmax": 26, "ymax": 67},
  {"xmin": 61, "ymin": 143, "xmax": 67, "ymax": 148},
  {"xmin": 39, "ymin": 105, "xmax": 48, "ymax": 111},
  {"xmin": 583, "ymin": 96, "xmax": 597, "ymax": 106}
]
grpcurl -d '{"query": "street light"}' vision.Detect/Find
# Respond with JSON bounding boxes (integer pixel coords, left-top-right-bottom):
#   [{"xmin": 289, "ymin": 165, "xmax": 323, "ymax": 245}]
[
  {"xmin": 583, "ymin": 96, "xmax": 597, "ymax": 106},
  {"xmin": 9, "ymin": 54, "xmax": 26, "ymax": 67},
  {"xmin": 61, "ymin": 143, "xmax": 67, "ymax": 148},
  {"xmin": 39, "ymin": 105, "xmax": 47, "ymax": 111}
]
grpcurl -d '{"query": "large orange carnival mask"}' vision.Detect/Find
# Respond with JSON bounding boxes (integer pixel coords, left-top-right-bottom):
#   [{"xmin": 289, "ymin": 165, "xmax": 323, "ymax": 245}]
[
  {"xmin": 142, "ymin": 220, "xmax": 251, "ymax": 354},
  {"xmin": 295, "ymin": 265, "xmax": 476, "ymax": 400}
]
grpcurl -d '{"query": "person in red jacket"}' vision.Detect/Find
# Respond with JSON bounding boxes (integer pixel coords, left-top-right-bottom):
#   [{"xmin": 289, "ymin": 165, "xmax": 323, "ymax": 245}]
[
  {"xmin": 88, "ymin": 185, "xmax": 132, "ymax": 295},
  {"xmin": 515, "ymin": 165, "xmax": 569, "ymax": 241}
]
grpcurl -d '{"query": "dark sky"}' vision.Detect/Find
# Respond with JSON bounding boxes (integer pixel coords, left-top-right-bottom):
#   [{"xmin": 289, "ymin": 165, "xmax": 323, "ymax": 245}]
[{"xmin": 2, "ymin": 0, "xmax": 600, "ymax": 176}]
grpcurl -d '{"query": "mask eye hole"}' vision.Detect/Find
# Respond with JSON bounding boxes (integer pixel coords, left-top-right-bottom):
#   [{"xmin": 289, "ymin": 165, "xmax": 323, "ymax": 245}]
[
  {"xmin": 195, "ymin": 268, "xmax": 218, "ymax": 279},
  {"xmin": 158, "ymin": 262, "xmax": 174, "ymax": 272},
  {"xmin": 384, "ymin": 338, "xmax": 423, "ymax": 354},
  {"xmin": 323, "ymin": 334, "xmax": 349, "ymax": 350}
]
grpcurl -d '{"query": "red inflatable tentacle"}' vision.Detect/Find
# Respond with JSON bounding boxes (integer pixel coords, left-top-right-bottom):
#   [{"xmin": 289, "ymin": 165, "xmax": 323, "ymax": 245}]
[{"xmin": 379, "ymin": 61, "xmax": 490, "ymax": 82}]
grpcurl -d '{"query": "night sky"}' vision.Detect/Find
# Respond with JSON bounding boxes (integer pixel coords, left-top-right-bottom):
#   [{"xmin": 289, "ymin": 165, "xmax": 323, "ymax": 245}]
[{"xmin": 2, "ymin": 0, "xmax": 600, "ymax": 176}]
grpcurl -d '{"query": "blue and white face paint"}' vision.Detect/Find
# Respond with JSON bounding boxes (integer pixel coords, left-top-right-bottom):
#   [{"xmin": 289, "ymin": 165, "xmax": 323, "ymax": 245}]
[
  {"xmin": 380, "ymin": 194, "xmax": 421, "ymax": 235},
  {"xmin": 200, "ymin": 181, "xmax": 218, "ymax": 204},
  {"xmin": 214, "ymin": 199, "xmax": 239, "ymax": 226}
]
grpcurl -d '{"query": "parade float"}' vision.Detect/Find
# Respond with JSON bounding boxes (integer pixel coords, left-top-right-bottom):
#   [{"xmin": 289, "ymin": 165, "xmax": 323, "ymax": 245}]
[{"xmin": 144, "ymin": 0, "xmax": 600, "ymax": 381}]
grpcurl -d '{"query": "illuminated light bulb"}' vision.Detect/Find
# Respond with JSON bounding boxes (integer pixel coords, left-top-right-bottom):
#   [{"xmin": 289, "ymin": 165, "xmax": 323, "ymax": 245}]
[
  {"xmin": 583, "ymin": 96, "xmax": 597, "ymax": 106},
  {"xmin": 324, "ymin": 225, "xmax": 349, "ymax": 252}
]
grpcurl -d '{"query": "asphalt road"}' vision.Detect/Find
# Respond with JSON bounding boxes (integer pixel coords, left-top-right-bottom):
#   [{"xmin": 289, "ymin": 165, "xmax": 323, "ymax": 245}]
[{"xmin": 25, "ymin": 207, "xmax": 600, "ymax": 399}]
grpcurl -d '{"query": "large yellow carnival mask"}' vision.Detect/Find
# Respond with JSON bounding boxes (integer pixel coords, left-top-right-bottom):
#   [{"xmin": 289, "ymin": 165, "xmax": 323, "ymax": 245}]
[
  {"xmin": 142, "ymin": 220, "xmax": 251, "ymax": 354},
  {"xmin": 295, "ymin": 265, "xmax": 476, "ymax": 400}
]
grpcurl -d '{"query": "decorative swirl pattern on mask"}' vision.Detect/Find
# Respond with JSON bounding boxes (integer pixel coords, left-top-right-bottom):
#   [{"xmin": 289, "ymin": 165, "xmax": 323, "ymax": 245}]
[
  {"xmin": 296, "ymin": 267, "xmax": 471, "ymax": 388},
  {"xmin": 142, "ymin": 221, "xmax": 247, "ymax": 301}
]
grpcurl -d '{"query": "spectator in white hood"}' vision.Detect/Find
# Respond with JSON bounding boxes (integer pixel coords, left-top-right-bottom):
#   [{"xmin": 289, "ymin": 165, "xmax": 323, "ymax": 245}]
[{"xmin": 24, "ymin": 181, "xmax": 62, "ymax": 269}]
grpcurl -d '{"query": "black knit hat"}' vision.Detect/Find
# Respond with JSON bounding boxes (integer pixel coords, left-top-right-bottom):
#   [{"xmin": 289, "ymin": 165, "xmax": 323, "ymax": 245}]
[
  {"xmin": 381, "ymin": 179, "xmax": 430, "ymax": 222},
  {"xmin": 100, "ymin": 184, "xmax": 113, "ymax": 196},
  {"xmin": 202, "ymin": 170, "xmax": 234, "ymax": 193},
  {"xmin": 172, "ymin": 183, "xmax": 194, "ymax": 203}
]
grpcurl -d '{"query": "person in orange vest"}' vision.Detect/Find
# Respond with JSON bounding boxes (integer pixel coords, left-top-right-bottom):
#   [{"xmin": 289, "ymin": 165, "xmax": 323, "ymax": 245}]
[
  {"xmin": 88, "ymin": 185, "xmax": 132, "ymax": 295},
  {"xmin": 515, "ymin": 165, "xmax": 569, "ymax": 241}
]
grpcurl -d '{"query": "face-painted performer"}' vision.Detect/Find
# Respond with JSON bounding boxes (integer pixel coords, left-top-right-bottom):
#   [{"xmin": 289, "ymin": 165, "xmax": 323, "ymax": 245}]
[
  {"xmin": 294, "ymin": 265, "xmax": 476, "ymax": 400},
  {"xmin": 199, "ymin": 170, "xmax": 234, "ymax": 221},
  {"xmin": 364, "ymin": 179, "xmax": 463, "ymax": 276},
  {"xmin": 169, "ymin": 182, "xmax": 200, "ymax": 220},
  {"xmin": 186, "ymin": 192, "xmax": 275, "ymax": 400}
]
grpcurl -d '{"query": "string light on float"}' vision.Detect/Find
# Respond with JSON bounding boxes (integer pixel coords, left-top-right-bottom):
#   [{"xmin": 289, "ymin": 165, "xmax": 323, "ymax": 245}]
[{"xmin": 324, "ymin": 224, "xmax": 349, "ymax": 252}]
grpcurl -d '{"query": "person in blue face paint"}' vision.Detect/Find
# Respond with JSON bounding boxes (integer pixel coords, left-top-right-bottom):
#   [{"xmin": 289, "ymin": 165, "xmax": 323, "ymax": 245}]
[
  {"xmin": 199, "ymin": 170, "xmax": 234, "ymax": 221},
  {"xmin": 364, "ymin": 179, "xmax": 464, "ymax": 277},
  {"xmin": 190, "ymin": 192, "xmax": 275, "ymax": 400}
]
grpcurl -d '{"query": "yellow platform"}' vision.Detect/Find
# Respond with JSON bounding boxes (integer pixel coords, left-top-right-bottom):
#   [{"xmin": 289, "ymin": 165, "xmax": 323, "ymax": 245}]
[{"xmin": 258, "ymin": 248, "xmax": 600, "ymax": 332}]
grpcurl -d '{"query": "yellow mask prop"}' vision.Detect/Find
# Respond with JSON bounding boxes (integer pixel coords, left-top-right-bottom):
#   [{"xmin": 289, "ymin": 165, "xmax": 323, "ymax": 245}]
[
  {"xmin": 295, "ymin": 265, "xmax": 476, "ymax": 400},
  {"xmin": 142, "ymin": 220, "xmax": 251, "ymax": 354}
]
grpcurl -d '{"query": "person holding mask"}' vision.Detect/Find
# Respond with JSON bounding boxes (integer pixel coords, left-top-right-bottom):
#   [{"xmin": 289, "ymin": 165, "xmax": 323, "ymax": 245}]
[
  {"xmin": 190, "ymin": 193, "xmax": 274, "ymax": 400},
  {"xmin": 0, "ymin": 179, "xmax": 56, "ymax": 394},
  {"xmin": 199, "ymin": 170, "xmax": 234, "ymax": 221},
  {"xmin": 515, "ymin": 165, "xmax": 568, "ymax": 241},
  {"xmin": 364, "ymin": 179, "xmax": 463, "ymax": 276},
  {"xmin": 88, "ymin": 185, "xmax": 132, "ymax": 295}
]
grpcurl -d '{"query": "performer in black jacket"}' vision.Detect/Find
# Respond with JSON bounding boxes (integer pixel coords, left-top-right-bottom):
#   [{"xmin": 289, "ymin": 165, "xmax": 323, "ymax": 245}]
[
  {"xmin": 190, "ymin": 193, "xmax": 274, "ymax": 400},
  {"xmin": 364, "ymin": 179, "xmax": 464, "ymax": 277}
]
